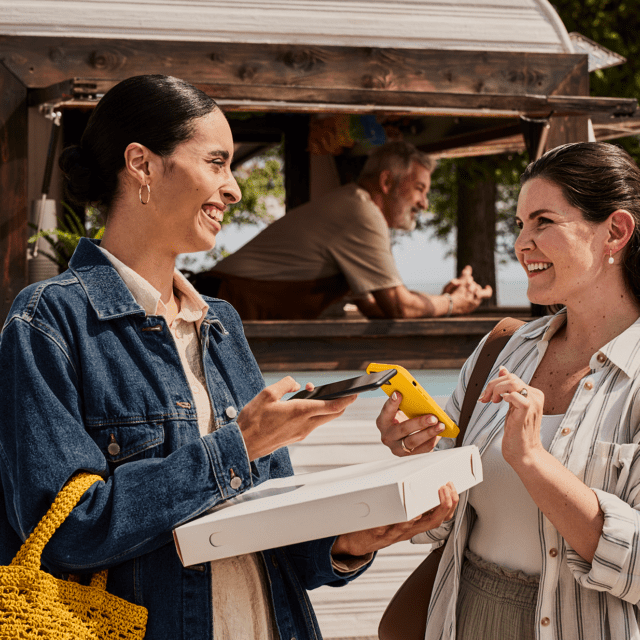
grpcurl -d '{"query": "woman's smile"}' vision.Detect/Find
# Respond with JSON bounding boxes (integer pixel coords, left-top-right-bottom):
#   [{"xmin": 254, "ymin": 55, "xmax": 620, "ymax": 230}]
[
  {"xmin": 525, "ymin": 261, "xmax": 552, "ymax": 276},
  {"xmin": 201, "ymin": 203, "xmax": 225, "ymax": 229}
]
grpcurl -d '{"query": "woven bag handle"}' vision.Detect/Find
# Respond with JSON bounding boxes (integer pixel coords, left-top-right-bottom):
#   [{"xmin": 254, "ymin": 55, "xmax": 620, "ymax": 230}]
[{"xmin": 11, "ymin": 472, "xmax": 104, "ymax": 572}]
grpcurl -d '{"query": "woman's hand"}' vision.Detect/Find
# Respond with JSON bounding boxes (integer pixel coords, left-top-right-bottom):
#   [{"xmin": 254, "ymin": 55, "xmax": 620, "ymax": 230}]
[
  {"xmin": 237, "ymin": 377, "xmax": 356, "ymax": 461},
  {"xmin": 331, "ymin": 482, "xmax": 458, "ymax": 557},
  {"xmin": 376, "ymin": 391, "xmax": 446, "ymax": 456},
  {"xmin": 479, "ymin": 366, "xmax": 545, "ymax": 469}
]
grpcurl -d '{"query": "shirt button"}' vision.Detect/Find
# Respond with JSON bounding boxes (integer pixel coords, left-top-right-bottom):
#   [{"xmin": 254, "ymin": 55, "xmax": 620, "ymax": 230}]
[
  {"xmin": 561, "ymin": 427, "xmax": 571, "ymax": 436},
  {"xmin": 541, "ymin": 617, "xmax": 550, "ymax": 627},
  {"xmin": 230, "ymin": 476, "xmax": 242, "ymax": 490},
  {"xmin": 597, "ymin": 353, "xmax": 606, "ymax": 364},
  {"xmin": 225, "ymin": 406, "xmax": 238, "ymax": 419},
  {"xmin": 584, "ymin": 380, "xmax": 594, "ymax": 391},
  {"xmin": 549, "ymin": 548, "xmax": 558, "ymax": 557}
]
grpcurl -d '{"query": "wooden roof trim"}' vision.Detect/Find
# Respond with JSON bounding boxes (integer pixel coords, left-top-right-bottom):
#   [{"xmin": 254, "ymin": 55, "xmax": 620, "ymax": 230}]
[{"xmin": 1, "ymin": 36, "xmax": 585, "ymax": 95}]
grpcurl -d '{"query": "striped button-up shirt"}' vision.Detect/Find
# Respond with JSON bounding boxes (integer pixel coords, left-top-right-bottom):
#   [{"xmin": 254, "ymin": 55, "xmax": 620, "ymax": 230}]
[{"xmin": 415, "ymin": 309, "xmax": 640, "ymax": 640}]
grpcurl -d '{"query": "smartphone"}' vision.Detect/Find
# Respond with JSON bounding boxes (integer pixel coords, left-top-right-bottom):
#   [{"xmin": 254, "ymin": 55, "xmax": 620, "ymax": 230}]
[
  {"xmin": 366, "ymin": 362, "xmax": 460, "ymax": 438},
  {"xmin": 288, "ymin": 369, "xmax": 398, "ymax": 401}
]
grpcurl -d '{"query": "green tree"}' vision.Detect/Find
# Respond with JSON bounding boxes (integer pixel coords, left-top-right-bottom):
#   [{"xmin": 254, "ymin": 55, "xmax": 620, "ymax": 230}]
[{"xmin": 552, "ymin": 0, "xmax": 640, "ymax": 160}]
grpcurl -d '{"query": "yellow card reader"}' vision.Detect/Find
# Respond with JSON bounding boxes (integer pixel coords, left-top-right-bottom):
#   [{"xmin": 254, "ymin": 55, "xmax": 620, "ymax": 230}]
[{"xmin": 366, "ymin": 362, "xmax": 460, "ymax": 439}]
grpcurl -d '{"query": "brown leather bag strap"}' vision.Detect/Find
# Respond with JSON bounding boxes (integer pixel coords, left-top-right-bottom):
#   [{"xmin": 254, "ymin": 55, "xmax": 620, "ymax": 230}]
[{"xmin": 455, "ymin": 316, "xmax": 524, "ymax": 447}]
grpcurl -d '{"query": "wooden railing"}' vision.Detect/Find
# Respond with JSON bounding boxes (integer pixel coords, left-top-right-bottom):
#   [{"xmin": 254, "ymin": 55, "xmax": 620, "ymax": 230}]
[{"xmin": 244, "ymin": 307, "xmax": 532, "ymax": 371}]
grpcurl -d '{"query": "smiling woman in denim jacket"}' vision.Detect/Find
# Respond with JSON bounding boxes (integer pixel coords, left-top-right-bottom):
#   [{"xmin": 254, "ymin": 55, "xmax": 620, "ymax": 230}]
[{"xmin": 0, "ymin": 75, "xmax": 457, "ymax": 640}]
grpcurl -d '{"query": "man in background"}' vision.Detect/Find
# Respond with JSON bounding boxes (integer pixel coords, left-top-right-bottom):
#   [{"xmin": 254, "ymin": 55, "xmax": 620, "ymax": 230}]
[{"xmin": 194, "ymin": 141, "xmax": 492, "ymax": 319}]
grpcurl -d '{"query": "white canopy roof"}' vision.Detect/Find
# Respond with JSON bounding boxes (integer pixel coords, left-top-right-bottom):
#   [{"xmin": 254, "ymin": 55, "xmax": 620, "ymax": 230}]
[{"xmin": 0, "ymin": 0, "xmax": 574, "ymax": 53}]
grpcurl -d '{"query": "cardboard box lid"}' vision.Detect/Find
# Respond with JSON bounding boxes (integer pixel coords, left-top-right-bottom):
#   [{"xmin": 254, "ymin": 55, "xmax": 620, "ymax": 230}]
[{"xmin": 174, "ymin": 446, "xmax": 481, "ymax": 565}]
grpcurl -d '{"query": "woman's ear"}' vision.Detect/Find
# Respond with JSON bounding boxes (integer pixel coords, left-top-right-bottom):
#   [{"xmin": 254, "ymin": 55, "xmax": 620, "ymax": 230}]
[
  {"xmin": 608, "ymin": 209, "xmax": 636, "ymax": 256},
  {"xmin": 123, "ymin": 142, "xmax": 155, "ymax": 185}
]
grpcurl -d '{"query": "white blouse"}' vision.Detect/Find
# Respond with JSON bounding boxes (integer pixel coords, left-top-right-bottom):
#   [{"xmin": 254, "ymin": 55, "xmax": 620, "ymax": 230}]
[{"xmin": 467, "ymin": 414, "xmax": 563, "ymax": 575}]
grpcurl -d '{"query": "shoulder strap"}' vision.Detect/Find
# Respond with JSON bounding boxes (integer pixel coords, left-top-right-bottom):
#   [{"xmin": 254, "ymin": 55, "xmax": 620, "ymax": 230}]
[{"xmin": 455, "ymin": 317, "xmax": 525, "ymax": 447}]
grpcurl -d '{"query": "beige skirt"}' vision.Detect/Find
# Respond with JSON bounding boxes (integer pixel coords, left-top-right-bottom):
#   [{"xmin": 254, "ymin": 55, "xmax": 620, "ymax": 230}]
[{"xmin": 456, "ymin": 549, "xmax": 540, "ymax": 640}]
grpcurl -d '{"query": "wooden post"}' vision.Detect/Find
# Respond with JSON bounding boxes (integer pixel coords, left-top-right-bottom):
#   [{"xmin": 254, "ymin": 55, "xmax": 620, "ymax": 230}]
[
  {"xmin": 0, "ymin": 63, "xmax": 28, "ymax": 324},
  {"xmin": 456, "ymin": 158, "xmax": 498, "ymax": 306},
  {"xmin": 283, "ymin": 115, "xmax": 310, "ymax": 211},
  {"xmin": 545, "ymin": 57, "xmax": 590, "ymax": 149}
]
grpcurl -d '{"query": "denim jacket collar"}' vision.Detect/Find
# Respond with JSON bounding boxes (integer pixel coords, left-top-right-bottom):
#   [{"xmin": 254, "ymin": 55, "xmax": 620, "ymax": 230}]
[
  {"xmin": 69, "ymin": 238, "xmax": 146, "ymax": 321},
  {"xmin": 69, "ymin": 238, "xmax": 229, "ymax": 335}
]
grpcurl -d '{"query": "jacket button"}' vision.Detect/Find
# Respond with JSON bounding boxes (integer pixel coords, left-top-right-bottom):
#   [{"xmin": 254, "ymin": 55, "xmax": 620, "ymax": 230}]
[
  {"xmin": 541, "ymin": 617, "xmax": 550, "ymax": 626},
  {"xmin": 107, "ymin": 435, "xmax": 121, "ymax": 456},
  {"xmin": 597, "ymin": 353, "xmax": 606, "ymax": 364},
  {"xmin": 549, "ymin": 548, "xmax": 558, "ymax": 557},
  {"xmin": 230, "ymin": 476, "xmax": 242, "ymax": 490},
  {"xmin": 225, "ymin": 406, "xmax": 237, "ymax": 419},
  {"xmin": 561, "ymin": 427, "xmax": 571, "ymax": 436}
]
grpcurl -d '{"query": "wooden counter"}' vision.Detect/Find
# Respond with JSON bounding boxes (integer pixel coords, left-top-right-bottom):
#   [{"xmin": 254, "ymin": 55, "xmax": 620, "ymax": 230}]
[{"xmin": 244, "ymin": 308, "xmax": 532, "ymax": 371}]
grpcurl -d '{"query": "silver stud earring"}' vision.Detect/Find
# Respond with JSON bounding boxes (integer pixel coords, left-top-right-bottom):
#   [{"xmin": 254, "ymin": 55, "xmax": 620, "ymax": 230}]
[{"xmin": 608, "ymin": 250, "xmax": 614, "ymax": 265}]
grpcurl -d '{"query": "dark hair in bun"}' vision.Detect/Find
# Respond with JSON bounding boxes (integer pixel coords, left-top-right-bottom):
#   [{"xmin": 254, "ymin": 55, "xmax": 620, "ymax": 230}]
[{"xmin": 58, "ymin": 74, "xmax": 218, "ymax": 212}]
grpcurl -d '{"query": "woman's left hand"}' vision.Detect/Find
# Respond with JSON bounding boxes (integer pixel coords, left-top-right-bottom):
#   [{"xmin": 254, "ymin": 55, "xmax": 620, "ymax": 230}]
[
  {"xmin": 479, "ymin": 367, "xmax": 545, "ymax": 468},
  {"xmin": 331, "ymin": 482, "xmax": 458, "ymax": 557}
]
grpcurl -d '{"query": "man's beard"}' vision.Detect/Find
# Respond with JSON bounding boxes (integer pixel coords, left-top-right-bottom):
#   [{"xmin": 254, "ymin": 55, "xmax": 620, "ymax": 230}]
[{"xmin": 398, "ymin": 210, "xmax": 417, "ymax": 232}]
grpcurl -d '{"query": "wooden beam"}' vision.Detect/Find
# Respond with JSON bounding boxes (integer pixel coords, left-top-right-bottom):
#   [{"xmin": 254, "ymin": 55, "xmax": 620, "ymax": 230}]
[
  {"xmin": 0, "ymin": 63, "xmax": 28, "ymax": 325},
  {"xmin": 243, "ymin": 314, "xmax": 531, "ymax": 371},
  {"xmin": 418, "ymin": 123, "xmax": 522, "ymax": 154},
  {"xmin": 28, "ymin": 76, "xmax": 637, "ymax": 120},
  {"xmin": 0, "ymin": 36, "xmax": 598, "ymax": 101}
]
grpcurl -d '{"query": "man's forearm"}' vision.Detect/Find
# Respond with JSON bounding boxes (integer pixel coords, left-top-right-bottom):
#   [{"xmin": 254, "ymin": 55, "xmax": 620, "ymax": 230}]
[{"xmin": 365, "ymin": 286, "xmax": 450, "ymax": 319}]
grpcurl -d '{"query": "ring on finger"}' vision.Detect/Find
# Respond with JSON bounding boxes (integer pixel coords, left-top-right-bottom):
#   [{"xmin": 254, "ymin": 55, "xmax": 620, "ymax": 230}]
[
  {"xmin": 519, "ymin": 388, "xmax": 528, "ymax": 397},
  {"xmin": 401, "ymin": 437, "xmax": 415, "ymax": 454}
]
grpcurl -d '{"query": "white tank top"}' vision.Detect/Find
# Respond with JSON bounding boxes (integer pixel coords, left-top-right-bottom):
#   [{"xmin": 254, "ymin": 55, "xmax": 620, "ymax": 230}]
[{"xmin": 467, "ymin": 414, "xmax": 563, "ymax": 575}]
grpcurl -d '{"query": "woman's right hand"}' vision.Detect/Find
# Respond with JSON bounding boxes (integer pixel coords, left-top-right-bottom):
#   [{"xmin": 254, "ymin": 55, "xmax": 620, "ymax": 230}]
[
  {"xmin": 237, "ymin": 377, "xmax": 357, "ymax": 461},
  {"xmin": 376, "ymin": 391, "xmax": 446, "ymax": 456}
]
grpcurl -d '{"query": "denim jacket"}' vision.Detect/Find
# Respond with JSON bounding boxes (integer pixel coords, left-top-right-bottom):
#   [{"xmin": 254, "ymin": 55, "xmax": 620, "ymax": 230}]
[{"xmin": 0, "ymin": 238, "xmax": 371, "ymax": 640}]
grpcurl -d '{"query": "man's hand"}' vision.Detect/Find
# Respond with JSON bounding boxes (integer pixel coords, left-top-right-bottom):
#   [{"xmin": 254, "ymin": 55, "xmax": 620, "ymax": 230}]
[{"xmin": 442, "ymin": 265, "xmax": 492, "ymax": 314}]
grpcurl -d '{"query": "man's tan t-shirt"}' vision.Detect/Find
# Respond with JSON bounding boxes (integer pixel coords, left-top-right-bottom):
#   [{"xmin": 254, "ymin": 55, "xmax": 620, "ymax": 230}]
[{"xmin": 214, "ymin": 183, "xmax": 403, "ymax": 296}]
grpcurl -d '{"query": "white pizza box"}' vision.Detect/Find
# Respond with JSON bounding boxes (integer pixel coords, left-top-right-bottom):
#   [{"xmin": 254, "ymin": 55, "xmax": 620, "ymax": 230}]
[{"xmin": 173, "ymin": 446, "xmax": 482, "ymax": 566}]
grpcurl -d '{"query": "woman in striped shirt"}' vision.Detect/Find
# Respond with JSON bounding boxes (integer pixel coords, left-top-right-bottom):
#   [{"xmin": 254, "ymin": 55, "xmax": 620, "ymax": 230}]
[{"xmin": 378, "ymin": 141, "xmax": 640, "ymax": 639}]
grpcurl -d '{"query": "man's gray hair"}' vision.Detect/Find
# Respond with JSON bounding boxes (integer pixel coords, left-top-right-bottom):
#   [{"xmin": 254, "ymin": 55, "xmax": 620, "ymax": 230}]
[{"xmin": 358, "ymin": 141, "xmax": 435, "ymax": 182}]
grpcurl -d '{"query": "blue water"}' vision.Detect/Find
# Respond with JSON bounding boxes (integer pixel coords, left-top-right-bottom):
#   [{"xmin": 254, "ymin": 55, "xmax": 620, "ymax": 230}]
[{"xmin": 263, "ymin": 369, "xmax": 460, "ymax": 400}]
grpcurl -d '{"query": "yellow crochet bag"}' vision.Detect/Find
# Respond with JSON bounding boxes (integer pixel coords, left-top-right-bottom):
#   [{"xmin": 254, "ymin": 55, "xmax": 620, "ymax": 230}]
[{"xmin": 0, "ymin": 472, "xmax": 148, "ymax": 639}]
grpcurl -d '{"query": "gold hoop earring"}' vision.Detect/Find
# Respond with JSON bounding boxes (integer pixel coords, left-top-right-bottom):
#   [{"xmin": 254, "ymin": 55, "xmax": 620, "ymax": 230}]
[
  {"xmin": 609, "ymin": 249, "xmax": 614, "ymax": 265},
  {"xmin": 139, "ymin": 184, "xmax": 151, "ymax": 205}
]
